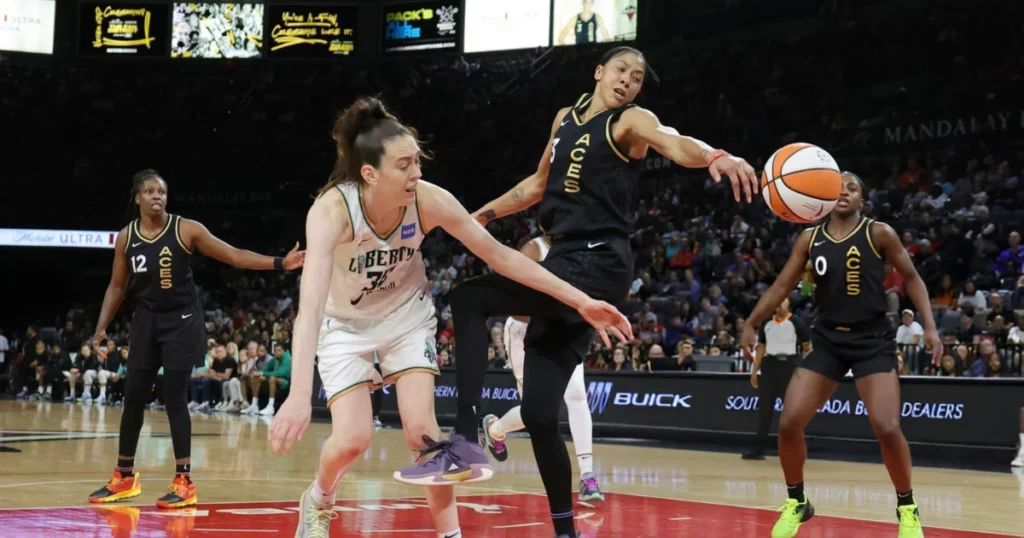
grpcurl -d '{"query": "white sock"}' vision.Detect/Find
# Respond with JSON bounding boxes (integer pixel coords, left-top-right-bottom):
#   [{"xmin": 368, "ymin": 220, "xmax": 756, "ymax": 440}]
[
  {"xmin": 310, "ymin": 479, "xmax": 335, "ymax": 506},
  {"xmin": 70, "ymin": 388, "xmax": 76, "ymax": 399},
  {"xmin": 1018, "ymin": 433, "xmax": 1024, "ymax": 455},
  {"xmin": 267, "ymin": 398, "xmax": 275, "ymax": 408},
  {"xmin": 438, "ymin": 529, "xmax": 461, "ymax": 538},
  {"xmin": 100, "ymin": 387, "xmax": 107, "ymax": 399},
  {"xmin": 38, "ymin": 386, "xmax": 44, "ymax": 394},
  {"xmin": 495, "ymin": 406, "xmax": 525, "ymax": 439},
  {"xmin": 564, "ymin": 368, "xmax": 593, "ymax": 459},
  {"xmin": 250, "ymin": 397, "xmax": 258, "ymax": 407},
  {"xmin": 577, "ymin": 454, "xmax": 594, "ymax": 475}
]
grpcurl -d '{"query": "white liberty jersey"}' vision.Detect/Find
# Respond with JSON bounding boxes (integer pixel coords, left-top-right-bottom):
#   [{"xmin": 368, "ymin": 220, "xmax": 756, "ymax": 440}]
[
  {"xmin": 532, "ymin": 236, "xmax": 551, "ymax": 261},
  {"xmin": 325, "ymin": 182, "xmax": 430, "ymax": 320}
]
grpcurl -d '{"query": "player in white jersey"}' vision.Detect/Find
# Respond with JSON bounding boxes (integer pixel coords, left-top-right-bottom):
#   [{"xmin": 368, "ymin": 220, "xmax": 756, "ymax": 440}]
[
  {"xmin": 481, "ymin": 233, "xmax": 604, "ymax": 502},
  {"xmin": 268, "ymin": 97, "xmax": 633, "ymax": 538}
]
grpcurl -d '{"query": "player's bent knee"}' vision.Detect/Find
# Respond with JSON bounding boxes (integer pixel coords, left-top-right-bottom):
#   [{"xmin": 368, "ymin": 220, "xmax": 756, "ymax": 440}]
[
  {"xmin": 521, "ymin": 401, "xmax": 559, "ymax": 432},
  {"xmin": 563, "ymin": 384, "xmax": 587, "ymax": 405},
  {"xmin": 869, "ymin": 417, "xmax": 903, "ymax": 442}
]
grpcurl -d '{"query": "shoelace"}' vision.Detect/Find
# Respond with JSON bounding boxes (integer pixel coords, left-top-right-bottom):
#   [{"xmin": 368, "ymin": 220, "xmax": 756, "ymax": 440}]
[
  {"xmin": 167, "ymin": 479, "xmax": 190, "ymax": 498},
  {"xmin": 897, "ymin": 506, "xmax": 919, "ymax": 527},
  {"xmin": 776, "ymin": 499, "xmax": 801, "ymax": 517},
  {"xmin": 583, "ymin": 477, "xmax": 600, "ymax": 491},
  {"xmin": 304, "ymin": 508, "xmax": 338, "ymax": 538},
  {"xmin": 416, "ymin": 435, "xmax": 461, "ymax": 465}
]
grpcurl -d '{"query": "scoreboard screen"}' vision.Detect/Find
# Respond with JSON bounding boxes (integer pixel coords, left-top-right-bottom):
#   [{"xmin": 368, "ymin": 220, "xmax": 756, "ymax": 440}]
[
  {"xmin": 551, "ymin": 0, "xmax": 638, "ymax": 46},
  {"xmin": 266, "ymin": 4, "xmax": 357, "ymax": 57},
  {"xmin": 171, "ymin": 3, "xmax": 264, "ymax": 59},
  {"xmin": 381, "ymin": 1, "xmax": 459, "ymax": 55},
  {"xmin": 79, "ymin": 3, "xmax": 170, "ymax": 56},
  {"xmin": 463, "ymin": 0, "xmax": 550, "ymax": 53}
]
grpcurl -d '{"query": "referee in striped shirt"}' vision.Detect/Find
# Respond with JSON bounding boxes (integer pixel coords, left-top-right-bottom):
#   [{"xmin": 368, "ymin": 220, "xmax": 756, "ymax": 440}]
[{"xmin": 743, "ymin": 297, "xmax": 810, "ymax": 460}]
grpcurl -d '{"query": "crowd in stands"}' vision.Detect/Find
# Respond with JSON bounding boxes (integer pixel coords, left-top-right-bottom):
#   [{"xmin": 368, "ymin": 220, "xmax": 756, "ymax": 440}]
[{"xmin": 2, "ymin": 0, "xmax": 1023, "ymax": 404}]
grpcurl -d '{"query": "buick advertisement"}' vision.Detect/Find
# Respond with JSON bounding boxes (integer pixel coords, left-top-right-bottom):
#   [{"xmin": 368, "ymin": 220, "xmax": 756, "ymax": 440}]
[{"xmin": 312, "ymin": 370, "xmax": 1024, "ymax": 450}]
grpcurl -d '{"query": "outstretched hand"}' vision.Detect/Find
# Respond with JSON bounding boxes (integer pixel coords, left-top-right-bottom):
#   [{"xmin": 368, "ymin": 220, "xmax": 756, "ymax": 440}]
[
  {"xmin": 268, "ymin": 397, "xmax": 311, "ymax": 456},
  {"xmin": 709, "ymin": 154, "xmax": 759, "ymax": 204},
  {"xmin": 282, "ymin": 242, "xmax": 306, "ymax": 270},
  {"xmin": 577, "ymin": 299, "xmax": 633, "ymax": 348}
]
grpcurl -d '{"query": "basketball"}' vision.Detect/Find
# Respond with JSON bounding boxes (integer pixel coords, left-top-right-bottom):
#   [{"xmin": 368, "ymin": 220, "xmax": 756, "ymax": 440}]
[{"xmin": 760, "ymin": 143, "xmax": 843, "ymax": 223}]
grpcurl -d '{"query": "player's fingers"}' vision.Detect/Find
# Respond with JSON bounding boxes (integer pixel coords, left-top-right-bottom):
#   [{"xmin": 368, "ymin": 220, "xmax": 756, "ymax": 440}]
[
  {"xmin": 608, "ymin": 326, "xmax": 626, "ymax": 344},
  {"xmin": 598, "ymin": 329, "xmax": 612, "ymax": 348},
  {"xmin": 746, "ymin": 166, "xmax": 760, "ymax": 194},
  {"xmin": 730, "ymin": 170, "xmax": 751, "ymax": 203},
  {"xmin": 709, "ymin": 165, "xmax": 722, "ymax": 184}
]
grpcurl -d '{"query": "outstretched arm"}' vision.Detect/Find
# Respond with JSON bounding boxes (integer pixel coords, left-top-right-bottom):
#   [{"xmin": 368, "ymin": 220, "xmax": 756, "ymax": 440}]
[
  {"xmin": 619, "ymin": 107, "xmax": 759, "ymax": 203},
  {"xmin": 92, "ymin": 226, "xmax": 131, "ymax": 359},
  {"xmin": 421, "ymin": 181, "xmax": 632, "ymax": 346},
  {"xmin": 472, "ymin": 108, "xmax": 570, "ymax": 225},
  {"xmin": 268, "ymin": 192, "xmax": 350, "ymax": 455},
  {"xmin": 181, "ymin": 218, "xmax": 304, "ymax": 270},
  {"xmin": 874, "ymin": 221, "xmax": 942, "ymax": 364},
  {"xmin": 741, "ymin": 230, "xmax": 813, "ymax": 350}
]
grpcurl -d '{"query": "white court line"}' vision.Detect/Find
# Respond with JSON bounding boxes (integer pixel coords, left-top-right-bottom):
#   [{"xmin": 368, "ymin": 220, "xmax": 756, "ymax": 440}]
[
  {"xmin": 193, "ymin": 529, "xmax": 278, "ymax": 533},
  {"xmin": 669, "ymin": 517, "xmax": 692, "ymax": 521},
  {"xmin": 610, "ymin": 491, "xmax": 1024, "ymax": 538},
  {"xmin": 491, "ymin": 522, "xmax": 545, "ymax": 529},
  {"xmin": 359, "ymin": 529, "xmax": 436, "ymax": 533}
]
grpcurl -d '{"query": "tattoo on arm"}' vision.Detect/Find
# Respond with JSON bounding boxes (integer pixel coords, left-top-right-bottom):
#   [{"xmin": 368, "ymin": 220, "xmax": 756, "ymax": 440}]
[
  {"xmin": 511, "ymin": 186, "xmax": 524, "ymax": 204},
  {"xmin": 480, "ymin": 209, "xmax": 497, "ymax": 222}
]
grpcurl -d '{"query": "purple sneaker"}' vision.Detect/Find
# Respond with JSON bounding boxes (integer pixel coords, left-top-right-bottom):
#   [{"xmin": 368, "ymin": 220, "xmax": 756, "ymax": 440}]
[
  {"xmin": 393, "ymin": 434, "xmax": 494, "ymax": 486},
  {"xmin": 481, "ymin": 414, "xmax": 508, "ymax": 462},
  {"xmin": 16, "ymin": 389, "xmax": 27, "ymax": 400},
  {"xmin": 578, "ymin": 472, "xmax": 605, "ymax": 502}
]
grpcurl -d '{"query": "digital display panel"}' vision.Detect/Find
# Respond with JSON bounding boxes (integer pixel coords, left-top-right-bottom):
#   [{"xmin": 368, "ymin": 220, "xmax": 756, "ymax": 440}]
[{"xmin": 171, "ymin": 3, "xmax": 263, "ymax": 59}]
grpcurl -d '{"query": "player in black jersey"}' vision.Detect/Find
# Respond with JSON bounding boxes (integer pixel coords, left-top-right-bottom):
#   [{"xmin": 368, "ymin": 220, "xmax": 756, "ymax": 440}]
[
  {"xmin": 741, "ymin": 172, "xmax": 941, "ymax": 538},
  {"xmin": 397, "ymin": 46, "xmax": 758, "ymax": 538},
  {"xmin": 87, "ymin": 170, "xmax": 304, "ymax": 509},
  {"xmin": 556, "ymin": 0, "xmax": 611, "ymax": 45}
]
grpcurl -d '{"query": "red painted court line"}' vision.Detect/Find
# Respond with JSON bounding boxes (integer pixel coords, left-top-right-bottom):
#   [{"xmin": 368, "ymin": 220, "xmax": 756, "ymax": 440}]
[{"xmin": 0, "ymin": 493, "xmax": 1015, "ymax": 537}]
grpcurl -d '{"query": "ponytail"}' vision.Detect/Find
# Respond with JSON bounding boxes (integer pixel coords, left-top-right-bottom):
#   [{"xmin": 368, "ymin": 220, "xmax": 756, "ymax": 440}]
[{"xmin": 320, "ymin": 96, "xmax": 422, "ymax": 196}]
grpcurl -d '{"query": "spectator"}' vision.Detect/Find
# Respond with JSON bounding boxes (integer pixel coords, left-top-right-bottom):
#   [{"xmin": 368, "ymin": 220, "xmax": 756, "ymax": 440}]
[
  {"xmin": 676, "ymin": 340, "xmax": 696, "ymax": 371},
  {"xmin": 78, "ymin": 344, "xmax": 101, "ymax": 403},
  {"xmin": 896, "ymin": 310, "xmax": 924, "ymax": 349},
  {"xmin": 610, "ymin": 347, "xmax": 632, "ymax": 372},
  {"xmin": 932, "ymin": 275, "xmax": 957, "ymax": 310},
  {"xmin": 986, "ymin": 293, "xmax": 1018, "ymax": 328},
  {"xmin": 884, "ymin": 263, "xmax": 905, "ymax": 315},
  {"xmin": 246, "ymin": 343, "xmax": 291, "ymax": 416},
  {"xmin": 957, "ymin": 280, "xmax": 987, "ymax": 310},
  {"xmin": 189, "ymin": 355, "xmax": 213, "ymax": 411},
  {"xmin": 992, "ymin": 231, "xmax": 1024, "ymax": 278},
  {"xmin": 953, "ymin": 308, "xmax": 980, "ymax": 344},
  {"xmin": 937, "ymin": 353, "xmax": 962, "ymax": 377},
  {"xmin": 57, "ymin": 343, "xmax": 84, "ymax": 403},
  {"xmin": 967, "ymin": 340, "xmax": 999, "ymax": 377},
  {"xmin": 211, "ymin": 344, "xmax": 239, "ymax": 411}
]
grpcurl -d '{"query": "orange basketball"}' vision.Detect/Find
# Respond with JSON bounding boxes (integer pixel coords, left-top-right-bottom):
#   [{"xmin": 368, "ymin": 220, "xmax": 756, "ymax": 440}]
[{"xmin": 760, "ymin": 143, "xmax": 842, "ymax": 223}]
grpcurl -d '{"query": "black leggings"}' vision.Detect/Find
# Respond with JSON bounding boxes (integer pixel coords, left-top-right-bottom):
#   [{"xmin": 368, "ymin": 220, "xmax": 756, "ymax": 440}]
[
  {"xmin": 447, "ymin": 272, "xmax": 584, "ymax": 528},
  {"xmin": 119, "ymin": 367, "xmax": 192, "ymax": 460}
]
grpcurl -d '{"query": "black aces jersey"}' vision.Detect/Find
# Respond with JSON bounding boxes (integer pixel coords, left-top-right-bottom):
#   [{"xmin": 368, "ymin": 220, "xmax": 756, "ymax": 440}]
[
  {"xmin": 575, "ymin": 14, "xmax": 598, "ymax": 43},
  {"xmin": 124, "ymin": 215, "xmax": 199, "ymax": 311},
  {"xmin": 539, "ymin": 93, "xmax": 644, "ymax": 240},
  {"xmin": 808, "ymin": 217, "xmax": 887, "ymax": 327}
]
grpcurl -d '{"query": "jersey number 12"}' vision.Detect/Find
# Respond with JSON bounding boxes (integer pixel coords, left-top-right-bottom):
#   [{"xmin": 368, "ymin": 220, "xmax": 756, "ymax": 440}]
[{"xmin": 131, "ymin": 254, "xmax": 148, "ymax": 273}]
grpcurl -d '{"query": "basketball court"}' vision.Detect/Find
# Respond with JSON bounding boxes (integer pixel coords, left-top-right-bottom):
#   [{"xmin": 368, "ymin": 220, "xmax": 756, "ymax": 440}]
[{"xmin": 1, "ymin": 400, "xmax": 1021, "ymax": 537}]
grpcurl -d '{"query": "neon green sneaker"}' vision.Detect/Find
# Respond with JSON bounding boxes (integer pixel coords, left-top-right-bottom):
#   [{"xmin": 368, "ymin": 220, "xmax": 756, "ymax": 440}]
[
  {"xmin": 897, "ymin": 504, "xmax": 924, "ymax": 537},
  {"xmin": 772, "ymin": 495, "xmax": 815, "ymax": 538}
]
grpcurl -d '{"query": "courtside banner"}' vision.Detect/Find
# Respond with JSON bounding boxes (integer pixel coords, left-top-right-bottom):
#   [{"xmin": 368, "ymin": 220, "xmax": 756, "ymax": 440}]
[
  {"xmin": 381, "ymin": 1, "xmax": 459, "ymax": 55},
  {"xmin": 0, "ymin": 0, "xmax": 56, "ymax": 54},
  {"xmin": 0, "ymin": 228, "xmax": 120, "ymax": 248},
  {"xmin": 330, "ymin": 371, "xmax": 1024, "ymax": 450}
]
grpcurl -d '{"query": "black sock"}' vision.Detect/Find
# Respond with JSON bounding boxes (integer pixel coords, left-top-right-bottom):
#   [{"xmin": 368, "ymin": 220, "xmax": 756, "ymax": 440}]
[
  {"xmin": 455, "ymin": 403, "xmax": 480, "ymax": 443},
  {"xmin": 176, "ymin": 463, "xmax": 192, "ymax": 483},
  {"xmin": 116, "ymin": 458, "xmax": 135, "ymax": 477},
  {"xmin": 787, "ymin": 483, "xmax": 804, "ymax": 502},
  {"xmin": 552, "ymin": 510, "xmax": 576, "ymax": 536},
  {"xmin": 896, "ymin": 489, "xmax": 914, "ymax": 506}
]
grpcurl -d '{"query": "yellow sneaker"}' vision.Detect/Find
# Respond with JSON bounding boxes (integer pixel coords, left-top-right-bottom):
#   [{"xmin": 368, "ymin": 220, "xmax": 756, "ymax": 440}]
[
  {"xmin": 897, "ymin": 504, "xmax": 924, "ymax": 537},
  {"xmin": 772, "ymin": 495, "xmax": 815, "ymax": 538}
]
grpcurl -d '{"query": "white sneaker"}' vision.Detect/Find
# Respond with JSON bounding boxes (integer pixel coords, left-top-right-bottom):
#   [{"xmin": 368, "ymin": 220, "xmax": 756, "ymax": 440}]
[
  {"xmin": 215, "ymin": 401, "xmax": 227, "ymax": 412},
  {"xmin": 228, "ymin": 401, "xmax": 243, "ymax": 413},
  {"xmin": 242, "ymin": 404, "xmax": 257, "ymax": 415},
  {"xmin": 258, "ymin": 405, "xmax": 275, "ymax": 416},
  {"xmin": 1012, "ymin": 453, "xmax": 1024, "ymax": 467},
  {"xmin": 96, "ymin": 397, "xmax": 107, "ymax": 406},
  {"xmin": 197, "ymin": 401, "xmax": 210, "ymax": 411},
  {"xmin": 82, "ymin": 395, "xmax": 93, "ymax": 405},
  {"xmin": 188, "ymin": 401, "xmax": 198, "ymax": 410}
]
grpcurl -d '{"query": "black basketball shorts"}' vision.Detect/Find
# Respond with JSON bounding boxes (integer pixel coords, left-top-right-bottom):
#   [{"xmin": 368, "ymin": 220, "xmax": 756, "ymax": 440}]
[
  {"xmin": 523, "ymin": 236, "xmax": 633, "ymax": 366},
  {"xmin": 129, "ymin": 302, "xmax": 206, "ymax": 371},
  {"xmin": 800, "ymin": 319, "xmax": 898, "ymax": 382}
]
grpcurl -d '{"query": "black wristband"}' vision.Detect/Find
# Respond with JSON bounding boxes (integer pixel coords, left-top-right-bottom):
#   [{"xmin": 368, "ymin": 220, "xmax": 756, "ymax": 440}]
[{"xmin": 274, "ymin": 256, "xmax": 284, "ymax": 270}]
